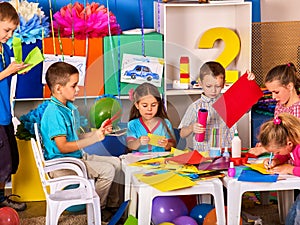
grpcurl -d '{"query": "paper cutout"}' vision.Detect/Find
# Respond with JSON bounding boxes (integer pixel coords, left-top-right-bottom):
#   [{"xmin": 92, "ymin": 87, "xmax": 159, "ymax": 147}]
[
  {"xmin": 244, "ymin": 163, "xmax": 272, "ymax": 175},
  {"xmin": 135, "ymin": 170, "xmax": 195, "ymax": 192},
  {"xmin": 12, "ymin": 37, "xmax": 22, "ymax": 63},
  {"xmin": 198, "ymin": 157, "xmax": 230, "ymax": 171},
  {"xmin": 18, "ymin": 47, "xmax": 44, "ymax": 74},
  {"xmin": 238, "ymin": 169, "xmax": 278, "ymax": 182},
  {"xmin": 102, "ymin": 109, "xmax": 122, "ymax": 127},
  {"xmin": 148, "ymin": 133, "xmax": 165, "ymax": 147},
  {"xmin": 11, "ymin": 37, "xmax": 44, "ymax": 74},
  {"xmin": 197, "ymin": 171, "xmax": 225, "ymax": 180},
  {"xmin": 171, "ymin": 147, "xmax": 189, "ymax": 156},
  {"xmin": 129, "ymin": 156, "xmax": 166, "ymax": 167},
  {"xmin": 212, "ymin": 72, "xmax": 263, "ymax": 128},
  {"xmin": 176, "ymin": 165, "xmax": 199, "ymax": 173},
  {"xmin": 166, "ymin": 150, "xmax": 208, "ymax": 165}
]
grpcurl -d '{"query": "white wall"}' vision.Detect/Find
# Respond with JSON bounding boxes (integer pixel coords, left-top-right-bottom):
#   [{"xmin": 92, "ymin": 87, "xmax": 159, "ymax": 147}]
[{"xmin": 261, "ymin": 0, "xmax": 300, "ymax": 22}]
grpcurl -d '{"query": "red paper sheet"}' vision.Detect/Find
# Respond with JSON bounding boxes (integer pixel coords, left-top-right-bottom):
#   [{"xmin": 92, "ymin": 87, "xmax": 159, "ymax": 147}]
[
  {"xmin": 166, "ymin": 150, "xmax": 208, "ymax": 165},
  {"xmin": 212, "ymin": 72, "xmax": 263, "ymax": 128}
]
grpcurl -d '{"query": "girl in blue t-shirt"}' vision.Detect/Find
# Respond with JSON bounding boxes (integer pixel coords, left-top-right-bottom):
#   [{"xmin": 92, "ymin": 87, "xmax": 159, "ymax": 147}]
[{"xmin": 126, "ymin": 82, "xmax": 176, "ymax": 152}]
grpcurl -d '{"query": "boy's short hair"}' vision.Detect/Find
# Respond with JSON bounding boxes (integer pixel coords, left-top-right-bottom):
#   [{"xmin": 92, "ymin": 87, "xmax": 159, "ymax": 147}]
[
  {"xmin": 0, "ymin": 2, "xmax": 19, "ymax": 25},
  {"xmin": 46, "ymin": 62, "xmax": 79, "ymax": 92},
  {"xmin": 199, "ymin": 61, "xmax": 225, "ymax": 82}
]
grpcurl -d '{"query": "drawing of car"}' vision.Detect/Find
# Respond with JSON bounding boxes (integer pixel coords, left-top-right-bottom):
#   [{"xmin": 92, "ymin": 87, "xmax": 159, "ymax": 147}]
[{"xmin": 124, "ymin": 65, "xmax": 159, "ymax": 81}]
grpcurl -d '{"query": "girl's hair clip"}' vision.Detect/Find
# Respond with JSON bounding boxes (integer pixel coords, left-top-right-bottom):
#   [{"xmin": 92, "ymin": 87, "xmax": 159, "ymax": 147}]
[
  {"xmin": 128, "ymin": 88, "xmax": 134, "ymax": 102},
  {"xmin": 287, "ymin": 63, "xmax": 291, "ymax": 67},
  {"xmin": 273, "ymin": 117, "xmax": 281, "ymax": 125}
]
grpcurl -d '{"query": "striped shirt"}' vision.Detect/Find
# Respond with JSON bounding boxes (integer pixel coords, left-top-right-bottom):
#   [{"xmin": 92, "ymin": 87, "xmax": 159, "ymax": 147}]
[{"xmin": 178, "ymin": 94, "xmax": 236, "ymax": 152}]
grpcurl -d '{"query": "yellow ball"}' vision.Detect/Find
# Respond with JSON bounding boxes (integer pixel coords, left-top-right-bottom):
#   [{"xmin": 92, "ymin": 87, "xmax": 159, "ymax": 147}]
[{"xmin": 158, "ymin": 223, "xmax": 175, "ymax": 225}]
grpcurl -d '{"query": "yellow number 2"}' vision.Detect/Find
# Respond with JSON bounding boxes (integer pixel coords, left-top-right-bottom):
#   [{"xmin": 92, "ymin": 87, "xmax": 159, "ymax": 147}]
[{"xmin": 198, "ymin": 27, "xmax": 240, "ymax": 83}]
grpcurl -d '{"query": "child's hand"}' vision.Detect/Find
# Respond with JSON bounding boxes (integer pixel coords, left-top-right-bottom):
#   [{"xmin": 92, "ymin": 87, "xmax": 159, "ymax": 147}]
[
  {"xmin": 157, "ymin": 138, "xmax": 168, "ymax": 148},
  {"xmin": 246, "ymin": 70, "xmax": 255, "ymax": 80},
  {"xmin": 95, "ymin": 128, "xmax": 105, "ymax": 142},
  {"xmin": 7, "ymin": 62, "xmax": 30, "ymax": 74},
  {"xmin": 193, "ymin": 122, "xmax": 206, "ymax": 134},
  {"xmin": 139, "ymin": 135, "xmax": 150, "ymax": 145},
  {"xmin": 263, "ymin": 157, "xmax": 279, "ymax": 170},
  {"xmin": 263, "ymin": 158, "xmax": 276, "ymax": 170},
  {"xmin": 248, "ymin": 145, "xmax": 267, "ymax": 156},
  {"xmin": 267, "ymin": 164, "xmax": 294, "ymax": 175},
  {"xmin": 101, "ymin": 119, "xmax": 113, "ymax": 134}
]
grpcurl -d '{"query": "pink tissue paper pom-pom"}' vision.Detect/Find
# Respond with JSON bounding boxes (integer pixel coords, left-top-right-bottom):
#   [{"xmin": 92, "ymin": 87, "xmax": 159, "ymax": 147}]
[{"xmin": 52, "ymin": 2, "xmax": 121, "ymax": 39}]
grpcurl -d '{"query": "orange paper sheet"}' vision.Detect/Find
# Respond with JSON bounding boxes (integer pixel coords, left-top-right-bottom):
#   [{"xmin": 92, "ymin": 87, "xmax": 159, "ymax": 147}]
[{"xmin": 212, "ymin": 72, "xmax": 263, "ymax": 128}]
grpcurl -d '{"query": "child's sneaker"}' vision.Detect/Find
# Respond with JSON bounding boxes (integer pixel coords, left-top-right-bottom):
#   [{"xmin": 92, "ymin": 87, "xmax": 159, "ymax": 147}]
[{"xmin": 0, "ymin": 194, "xmax": 27, "ymax": 211}]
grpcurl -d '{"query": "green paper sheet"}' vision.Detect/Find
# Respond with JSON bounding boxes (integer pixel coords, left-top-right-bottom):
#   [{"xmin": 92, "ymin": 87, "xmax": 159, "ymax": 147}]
[
  {"xmin": 12, "ymin": 37, "xmax": 22, "ymax": 63},
  {"xmin": 124, "ymin": 215, "xmax": 138, "ymax": 225},
  {"xmin": 18, "ymin": 46, "xmax": 44, "ymax": 74}
]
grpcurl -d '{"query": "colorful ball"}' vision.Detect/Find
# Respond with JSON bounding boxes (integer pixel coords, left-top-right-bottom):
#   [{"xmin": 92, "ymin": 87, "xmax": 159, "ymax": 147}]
[
  {"xmin": 89, "ymin": 97, "xmax": 122, "ymax": 128},
  {"xmin": 190, "ymin": 203, "xmax": 214, "ymax": 225},
  {"xmin": 151, "ymin": 196, "xmax": 188, "ymax": 225},
  {"xmin": 173, "ymin": 216, "xmax": 198, "ymax": 225},
  {"xmin": 203, "ymin": 206, "xmax": 242, "ymax": 225},
  {"xmin": 158, "ymin": 223, "xmax": 175, "ymax": 225},
  {"xmin": 0, "ymin": 207, "xmax": 19, "ymax": 225}
]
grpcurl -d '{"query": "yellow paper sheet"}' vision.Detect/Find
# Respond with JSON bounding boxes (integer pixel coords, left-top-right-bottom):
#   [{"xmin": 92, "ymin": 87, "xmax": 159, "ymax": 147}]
[
  {"xmin": 129, "ymin": 157, "xmax": 166, "ymax": 167},
  {"xmin": 148, "ymin": 133, "xmax": 165, "ymax": 147},
  {"xmin": 176, "ymin": 165, "xmax": 199, "ymax": 173},
  {"xmin": 135, "ymin": 171, "xmax": 195, "ymax": 192},
  {"xmin": 164, "ymin": 163, "xmax": 182, "ymax": 170},
  {"xmin": 171, "ymin": 147, "xmax": 189, "ymax": 156},
  {"xmin": 244, "ymin": 163, "xmax": 271, "ymax": 174}
]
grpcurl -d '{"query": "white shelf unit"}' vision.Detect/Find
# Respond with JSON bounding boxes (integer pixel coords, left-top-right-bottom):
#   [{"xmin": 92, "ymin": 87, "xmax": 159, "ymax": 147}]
[{"xmin": 154, "ymin": 2, "xmax": 252, "ymax": 148}]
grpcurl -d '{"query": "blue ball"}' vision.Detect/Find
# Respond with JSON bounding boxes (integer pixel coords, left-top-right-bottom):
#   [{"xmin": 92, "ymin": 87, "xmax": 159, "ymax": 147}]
[{"xmin": 190, "ymin": 203, "xmax": 214, "ymax": 225}]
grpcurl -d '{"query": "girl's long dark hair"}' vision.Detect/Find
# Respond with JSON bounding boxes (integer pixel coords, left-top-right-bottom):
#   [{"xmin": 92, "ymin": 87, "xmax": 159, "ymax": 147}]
[
  {"xmin": 265, "ymin": 62, "xmax": 300, "ymax": 95},
  {"xmin": 129, "ymin": 82, "xmax": 176, "ymax": 143}
]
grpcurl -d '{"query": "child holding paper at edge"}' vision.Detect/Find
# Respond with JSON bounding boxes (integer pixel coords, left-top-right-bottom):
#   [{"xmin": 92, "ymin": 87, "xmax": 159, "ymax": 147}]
[
  {"xmin": 40, "ymin": 62, "xmax": 123, "ymax": 220},
  {"xmin": 178, "ymin": 61, "xmax": 254, "ymax": 152},
  {"xmin": 0, "ymin": 2, "xmax": 30, "ymax": 211},
  {"xmin": 257, "ymin": 113, "xmax": 300, "ymax": 224},
  {"xmin": 126, "ymin": 82, "xmax": 176, "ymax": 152},
  {"xmin": 249, "ymin": 62, "xmax": 300, "ymax": 156}
]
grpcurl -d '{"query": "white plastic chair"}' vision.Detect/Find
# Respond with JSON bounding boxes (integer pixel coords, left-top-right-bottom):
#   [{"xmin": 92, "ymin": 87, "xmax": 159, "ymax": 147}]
[
  {"xmin": 33, "ymin": 123, "xmax": 88, "ymax": 178},
  {"xmin": 30, "ymin": 138, "xmax": 101, "ymax": 225}
]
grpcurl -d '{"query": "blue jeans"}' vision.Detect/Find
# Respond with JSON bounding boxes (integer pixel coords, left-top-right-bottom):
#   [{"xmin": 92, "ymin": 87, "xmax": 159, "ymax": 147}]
[{"xmin": 286, "ymin": 194, "xmax": 300, "ymax": 225}]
